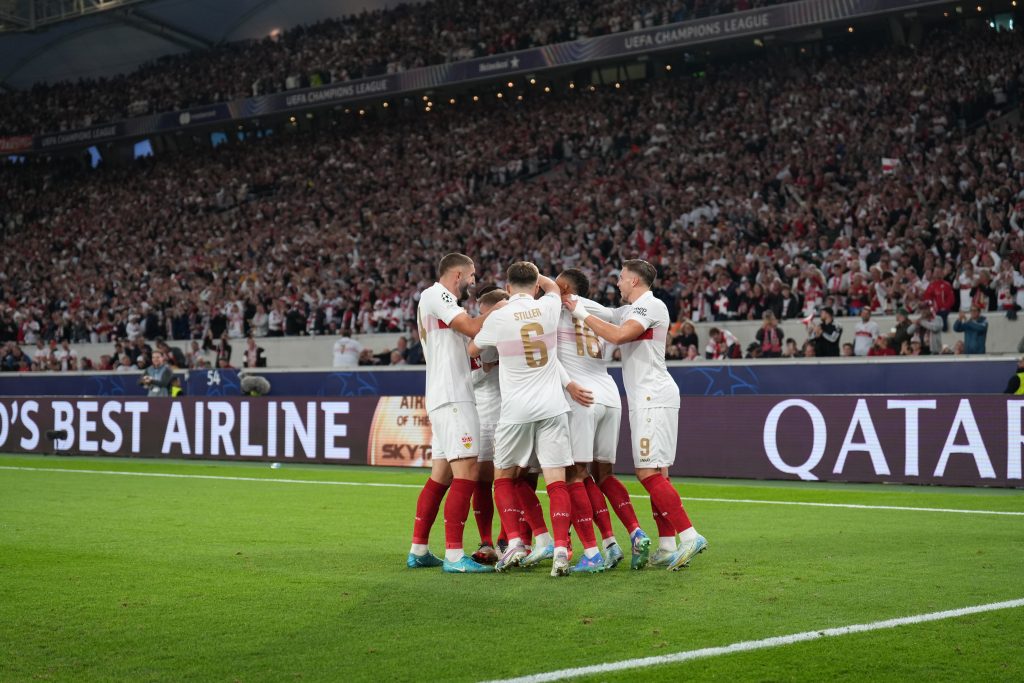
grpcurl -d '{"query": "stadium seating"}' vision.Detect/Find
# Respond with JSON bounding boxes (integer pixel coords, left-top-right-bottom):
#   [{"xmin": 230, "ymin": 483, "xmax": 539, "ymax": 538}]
[
  {"xmin": 0, "ymin": 0, "xmax": 796, "ymax": 136},
  {"xmin": 1, "ymin": 24, "xmax": 1022, "ymax": 371}
]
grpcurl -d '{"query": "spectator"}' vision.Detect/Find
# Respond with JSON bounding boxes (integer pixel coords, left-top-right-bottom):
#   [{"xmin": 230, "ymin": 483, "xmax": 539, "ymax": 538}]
[
  {"xmin": 251, "ymin": 303, "xmax": 270, "ymax": 338},
  {"xmin": 867, "ymin": 335, "xmax": 896, "ymax": 356},
  {"xmin": 754, "ymin": 311, "xmax": 782, "ymax": 358},
  {"xmin": 809, "ymin": 308, "xmax": 842, "ymax": 357},
  {"xmin": 243, "ymin": 336, "xmax": 267, "ymax": 368},
  {"xmin": 214, "ymin": 333, "xmax": 233, "ymax": 366},
  {"xmin": 910, "ymin": 302, "xmax": 943, "ymax": 355},
  {"xmin": 953, "ymin": 306, "xmax": 989, "ymax": 355},
  {"xmin": 924, "ymin": 266, "xmax": 955, "ymax": 331},
  {"xmin": 405, "ymin": 328, "xmax": 425, "ymax": 365},
  {"xmin": 1003, "ymin": 358, "xmax": 1024, "ymax": 395},
  {"xmin": 140, "ymin": 350, "xmax": 173, "ymax": 396},
  {"xmin": 782, "ymin": 338, "xmax": 799, "ymax": 358},
  {"xmin": 891, "ymin": 309, "xmax": 915, "ymax": 352},
  {"xmin": 852, "ymin": 308, "xmax": 880, "ymax": 357},
  {"xmin": 705, "ymin": 327, "xmax": 740, "ymax": 360},
  {"xmin": 332, "ymin": 328, "xmax": 363, "ymax": 368},
  {"xmin": 669, "ymin": 319, "xmax": 699, "ymax": 359}
]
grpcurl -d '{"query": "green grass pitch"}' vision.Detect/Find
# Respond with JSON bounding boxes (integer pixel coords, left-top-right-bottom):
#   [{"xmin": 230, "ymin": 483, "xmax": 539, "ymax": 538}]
[{"xmin": 1, "ymin": 454, "xmax": 1023, "ymax": 682}]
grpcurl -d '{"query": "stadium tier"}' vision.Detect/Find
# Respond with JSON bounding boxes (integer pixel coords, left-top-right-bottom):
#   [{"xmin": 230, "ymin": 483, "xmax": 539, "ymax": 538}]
[
  {"xmin": 2, "ymin": 17, "xmax": 1023, "ymax": 371},
  {"xmin": 0, "ymin": 0, "xmax": 799, "ymax": 136}
]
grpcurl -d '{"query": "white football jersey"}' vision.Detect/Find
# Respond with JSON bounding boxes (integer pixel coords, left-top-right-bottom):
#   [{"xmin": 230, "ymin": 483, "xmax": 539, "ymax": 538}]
[
  {"xmin": 471, "ymin": 346, "xmax": 501, "ymax": 424},
  {"xmin": 617, "ymin": 290, "xmax": 680, "ymax": 410},
  {"xmin": 474, "ymin": 292, "xmax": 570, "ymax": 424},
  {"xmin": 556, "ymin": 298, "xmax": 621, "ymax": 409},
  {"xmin": 332, "ymin": 337, "xmax": 362, "ymax": 367},
  {"xmin": 417, "ymin": 282, "xmax": 476, "ymax": 412}
]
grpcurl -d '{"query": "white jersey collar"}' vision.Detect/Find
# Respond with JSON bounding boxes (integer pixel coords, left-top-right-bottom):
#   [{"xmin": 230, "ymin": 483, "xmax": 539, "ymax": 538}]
[{"xmin": 630, "ymin": 290, "xmax": 653, "ymax": 306}]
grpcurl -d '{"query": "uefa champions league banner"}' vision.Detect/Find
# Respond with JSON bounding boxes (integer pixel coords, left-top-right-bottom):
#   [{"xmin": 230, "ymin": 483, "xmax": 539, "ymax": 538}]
[
  {"xmin": 29, "ymin": 0, "xmax": 949, "ymax": 149},
  {"xmin": 1, "ymin": 395, "xmax": 1021, "ymax": 488}
]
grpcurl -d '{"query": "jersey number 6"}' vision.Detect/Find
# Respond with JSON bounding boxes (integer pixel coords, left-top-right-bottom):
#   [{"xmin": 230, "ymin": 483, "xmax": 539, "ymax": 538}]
[{"xmin": 520, "ymin": 322, "xmax": 549, "ymax": 368}]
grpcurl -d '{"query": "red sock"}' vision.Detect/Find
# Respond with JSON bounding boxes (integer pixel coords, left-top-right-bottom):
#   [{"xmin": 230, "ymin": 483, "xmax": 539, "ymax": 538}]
[
  {"xmin": 515, "ymin": 478, "xmax": 548, "ymax": 536},
  {"xmin": 412, "ymin": 478, "xmax": 449, "ymax": 545},
  {"xmin": 472, "ymin": 480, "xmax": 494, "ymax": 546},
  {"xmin": 492, "ymin": 478, "xmax": 521, "ymax": 543},
  {"xmin": 585, "ymin": 477, "xmax": 615, "ymax": 540},
  {"xmin": 640, "ymin": 475, "xmax": 693, "ymax": 534},
  {"xmin": 518, "ymin": 510, "xmax": 533, "ymax": 547},
  {"xmin": 443, "ymin": 478, "xmax": 476, "ymax": 550},
  {"xmin": 568, "ymin": 481, "xmax": 597, "ymax": 550},
  {"xmin": 650, "ymin": 497, "xmax": 676, "ymax": 538},
  {"xmin": 545, "ymin": 481, "xmax": 571, "ymax": 548},
  {"xmin": 599, "ymin": 475, "xmax": 640, "ymax": 534}
]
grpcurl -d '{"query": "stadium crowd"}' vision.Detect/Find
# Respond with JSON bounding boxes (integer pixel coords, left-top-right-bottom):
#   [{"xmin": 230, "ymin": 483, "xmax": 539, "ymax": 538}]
[
  {"xmin": 0, "ymin": 0, "xmax": 794, "ymax": 136},
  {"xmin": 1, "ymin": 25, "xmax": 1023, "ymax": 372}
]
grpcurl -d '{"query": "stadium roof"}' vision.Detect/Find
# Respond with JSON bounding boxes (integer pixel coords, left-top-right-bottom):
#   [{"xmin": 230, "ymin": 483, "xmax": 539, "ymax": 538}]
[{"xmin": 0, "ymin": 0, "xmax": 390, "ymax": 89}]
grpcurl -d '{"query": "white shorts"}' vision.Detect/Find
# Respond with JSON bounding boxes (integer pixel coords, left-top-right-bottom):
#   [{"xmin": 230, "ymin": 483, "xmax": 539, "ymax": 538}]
[
  {"xmin": 429, "ymin": 402, "xmax": 480, "ymax": 461},
  {"xmin": 478, "ymin": 423, "xmax": 496, "ymax": 463},
  {"xmin": 567, "ymin": 402, "xmax": 621, "ymax": 464},
  {"xmin": 495, "ymin": 413, "xmax": 574, "ymax": 470},
  {"xmin": 628, "ymin": 407, "xmax": 679, "ymax": 469}
]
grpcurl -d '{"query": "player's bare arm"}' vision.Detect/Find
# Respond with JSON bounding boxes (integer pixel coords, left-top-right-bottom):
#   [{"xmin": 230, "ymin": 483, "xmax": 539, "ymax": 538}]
[{"xmin": 536, "ymin": 274, "xmax": 560, "ymax": 297}]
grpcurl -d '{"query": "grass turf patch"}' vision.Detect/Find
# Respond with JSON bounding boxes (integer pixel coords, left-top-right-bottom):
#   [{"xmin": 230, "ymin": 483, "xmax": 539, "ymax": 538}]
[{"xmin": 1, "ymin": 454, "xmax": 1022, "ymax": 682}]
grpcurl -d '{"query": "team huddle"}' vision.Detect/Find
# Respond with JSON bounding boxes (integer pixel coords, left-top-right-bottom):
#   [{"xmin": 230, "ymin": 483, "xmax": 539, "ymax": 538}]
[{"xmin": 406, "ymin": 253, "xmax": 707, "ymax": 576}]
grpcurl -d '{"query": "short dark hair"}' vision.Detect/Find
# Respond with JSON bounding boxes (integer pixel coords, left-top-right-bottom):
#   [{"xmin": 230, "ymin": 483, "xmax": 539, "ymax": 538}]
[
  {"xmin": 558, "ymin": 268, "xmax": 590, "ymax": 298},
  {"xmin": 622, "ymin": 259, "xmax": 657, "ymax": 287},
  {"xmin": 507, "ymin": 261, "xmax": 539, "ymax": 288},
  {"xmin": 438, "ymin": 253, "xmax": 473, "ymax": 278},
  {"xmin": 478, "ymin": 290, "xmax": 509, "ymax": 308},
  {"xmin": 476, "ymin": 283, "xmax": 500, "ymax": 298}
]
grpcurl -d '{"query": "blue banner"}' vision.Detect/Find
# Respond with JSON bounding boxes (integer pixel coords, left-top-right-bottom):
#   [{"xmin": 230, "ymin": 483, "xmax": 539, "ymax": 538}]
[{"xmin": 0, "ymin": 358, "xmax": 1014, "ymax": 398}]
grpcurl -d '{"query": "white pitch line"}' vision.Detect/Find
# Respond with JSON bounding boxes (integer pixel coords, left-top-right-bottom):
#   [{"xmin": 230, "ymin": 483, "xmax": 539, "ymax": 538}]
[
  {"xmin": 1, "ymin": 465, "xmax": 1023, "ymax": 517},
  {"xmin": 682, "ymin": 495, "xmax": 1024, "ymax": 517},
  {"xmin": 480, "ymin": 598, "xmax": 1024, "ymax": 683},
  {"xmin": 0, "ymin": 465, "xmax": 421, "ymax": 489}
]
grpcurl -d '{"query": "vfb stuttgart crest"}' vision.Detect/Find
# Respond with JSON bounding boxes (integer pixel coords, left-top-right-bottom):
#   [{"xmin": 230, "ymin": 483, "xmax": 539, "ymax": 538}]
[{"xmin": 461, "ymin": 434, "xmax": 474, "ymax": 449}]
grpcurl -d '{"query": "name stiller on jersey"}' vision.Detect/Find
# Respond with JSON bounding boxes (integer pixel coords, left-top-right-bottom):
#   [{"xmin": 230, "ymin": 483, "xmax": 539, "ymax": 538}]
[{"xmin": 473, "ymin": 292, "xmax": 570, "ymax": 424}]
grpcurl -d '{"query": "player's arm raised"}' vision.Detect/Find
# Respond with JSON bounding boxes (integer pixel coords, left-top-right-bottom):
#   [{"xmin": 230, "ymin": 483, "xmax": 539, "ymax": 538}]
[
  {"xmin": 466, "ymin": 315, "xmax": 497, "ymax": 359},
  {"xmin": 563, "ymin": 297, "xmax": 645, "ymax": 345},
  {"xmin": 449, "ymin": 305, "xmax": 497, "ymax": 340},
  {"xmin": 537, "ymin": 274, "xmax": 560, "ymax": 298}
]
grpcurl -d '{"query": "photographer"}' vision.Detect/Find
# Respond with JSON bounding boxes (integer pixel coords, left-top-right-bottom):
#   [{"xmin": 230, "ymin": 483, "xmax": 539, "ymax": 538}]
[{"xmin": 139, "ymin": 350, "xmax": 173, "ymax": 397}]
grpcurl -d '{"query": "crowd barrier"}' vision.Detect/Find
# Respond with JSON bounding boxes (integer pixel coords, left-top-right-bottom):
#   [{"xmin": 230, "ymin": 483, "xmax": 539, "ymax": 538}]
[
  {"xmin": 2, "ymin": 358, "xmax": 1019, "ymax": 487},
  {"xmin": 1, "ymin": 394, "xmax": 1020, "ymax": 488},
  {"xmin": 21, "ymin": 311, "xmax": 1024, "ymax": 368},
  {"xmin": 0, "ymin": 356, "xmax": 1016, "ymax": 397}
]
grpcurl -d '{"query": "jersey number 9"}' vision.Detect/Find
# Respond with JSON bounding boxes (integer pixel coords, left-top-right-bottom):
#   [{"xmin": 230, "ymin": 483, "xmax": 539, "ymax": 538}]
[{"xmin": 520, "ymin": 323, "xmax": 549, "ymax": 368}]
